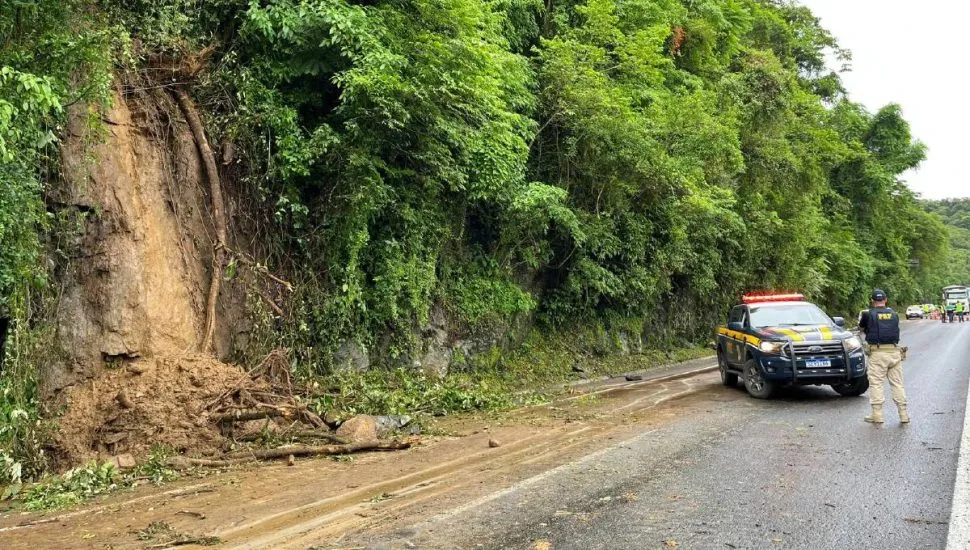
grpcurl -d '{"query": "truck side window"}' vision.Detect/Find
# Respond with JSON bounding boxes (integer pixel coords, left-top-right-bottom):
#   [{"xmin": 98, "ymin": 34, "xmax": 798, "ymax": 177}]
[{"xmin": 728, "ymin": 306, "xmax": 743, "ymax": 324}]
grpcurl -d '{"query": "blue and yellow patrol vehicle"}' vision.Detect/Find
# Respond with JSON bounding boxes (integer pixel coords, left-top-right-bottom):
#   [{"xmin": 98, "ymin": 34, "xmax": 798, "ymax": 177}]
[{"xmin": 716, "ymin": 293, "xmax": 868, "ymax": 399}]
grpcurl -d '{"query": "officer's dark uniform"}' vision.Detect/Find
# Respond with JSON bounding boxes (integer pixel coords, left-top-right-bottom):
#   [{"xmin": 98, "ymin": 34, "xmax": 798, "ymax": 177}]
[{"xmin": 858, "ymin": 289, "xmax": 908, "ymax": 424}]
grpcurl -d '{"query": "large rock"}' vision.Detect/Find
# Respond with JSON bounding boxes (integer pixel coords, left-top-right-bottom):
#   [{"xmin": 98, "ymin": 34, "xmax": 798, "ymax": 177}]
[
  {"xmin": 418, "ymin": 346, "xmax": 452, "ymax": 378},
  {"xmin": 374, "ymin": 415, "xmax": 412, "ymax": 437},
  {"xmin": 335, "ymin": 415, "xmax": 378, "ymax": 443},
  {"xmin": 332, "ymin": 340, "xmax": 370, "ymax": 372}
]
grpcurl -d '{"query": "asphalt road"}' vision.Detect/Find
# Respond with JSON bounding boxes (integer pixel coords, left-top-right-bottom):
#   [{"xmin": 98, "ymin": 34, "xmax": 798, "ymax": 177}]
[{"xmin": 364, "ymin": 320, "xmax": 970, "ymax": 550}]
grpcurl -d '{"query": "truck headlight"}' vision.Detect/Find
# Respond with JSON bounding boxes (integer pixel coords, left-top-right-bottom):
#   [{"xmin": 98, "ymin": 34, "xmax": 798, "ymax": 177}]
[
  {"xmin": 844, "ymin": 336, "xmax": 863, "ymax": 351},
  {"xmin": 759, "ymin": 341, "xmax": 786, "ymax": 354}
]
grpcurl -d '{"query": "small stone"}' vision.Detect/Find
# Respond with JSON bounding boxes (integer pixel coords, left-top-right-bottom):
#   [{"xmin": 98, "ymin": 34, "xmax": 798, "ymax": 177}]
[
  {"xmin": 625, "ymin": 374, "xmax": 644, "ymax": 381},
  {"xmin": 287, "ymin": 454, "xmax": 295, "ymax": 466},
  {"xmin": 110, "ymin": 453, "xmax": 137, "ymax": 469},
  {"xmin": 488, "ymin": 438, "xmax": 501, "ymax": 448},
  {"xmin": 323, "ymin": 410, "xmax": 342, "ymax": 428},
  {"xmin": 335, "ymin": 415, "xmax": 379, "ymax": 443},
  {"xmin": 127, "ymin": 363, "xmax": 148, "ymax": 375}
]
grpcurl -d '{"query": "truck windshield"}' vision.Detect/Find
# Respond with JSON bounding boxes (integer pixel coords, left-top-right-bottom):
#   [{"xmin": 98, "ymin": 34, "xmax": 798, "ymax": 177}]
[
  {"xmin": 945, "ymin": 290, "xmax": 968, "ymax": 300},
  {"xmin": 748, "ymin": 303, "xmax": 833, "ymax": 328}
]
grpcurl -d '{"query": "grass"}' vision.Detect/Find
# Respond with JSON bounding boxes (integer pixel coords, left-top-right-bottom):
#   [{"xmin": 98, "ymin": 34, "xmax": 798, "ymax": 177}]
[
  {"xmin": 12, "ymin": 447, "xmax": 179, "ymax": 511},
  {"xmin": 312, "ymin": 327, "xmax": 713, "ymax": 422}
]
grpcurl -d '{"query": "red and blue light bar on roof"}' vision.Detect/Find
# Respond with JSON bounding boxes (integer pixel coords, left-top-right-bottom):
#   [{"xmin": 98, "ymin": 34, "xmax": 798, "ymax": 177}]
[{"xmin": 742, "ymin": 293, "xmax": 805, "ymax": 304}]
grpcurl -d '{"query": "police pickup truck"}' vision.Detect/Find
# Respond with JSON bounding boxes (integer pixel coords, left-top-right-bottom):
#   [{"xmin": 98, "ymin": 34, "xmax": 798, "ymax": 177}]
[{"xmin": 716, "ymin": 294, "xmax": 868, "ymax": 399}]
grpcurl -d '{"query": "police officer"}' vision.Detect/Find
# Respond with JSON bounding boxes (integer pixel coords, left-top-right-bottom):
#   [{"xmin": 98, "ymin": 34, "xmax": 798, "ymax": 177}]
[
  {"xmin": 858, "ymin": 289, "xmax": 909, "ymax": 424},
  {"xmin": 958, "ymin": 301, "xmax": 966, "ymax": 323}
]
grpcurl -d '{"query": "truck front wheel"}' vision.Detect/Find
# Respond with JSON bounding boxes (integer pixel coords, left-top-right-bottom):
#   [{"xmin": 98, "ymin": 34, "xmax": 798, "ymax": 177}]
[
  {"xmin": 743, "ymin": 360, "xmax": 775, "ymax": 399},
  {"xmin": 832, "ymin": 377, "xmax": 869, "ymax": 397}
]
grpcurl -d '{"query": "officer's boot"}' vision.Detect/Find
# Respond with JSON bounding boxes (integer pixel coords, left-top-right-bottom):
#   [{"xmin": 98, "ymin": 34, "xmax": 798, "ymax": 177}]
[
  {"xmin": 864, "ymin": 404, "xmax": 885, "ymax": 424},
  {"xmin": 898, "ymin": 403, "xmax": 910, "ymax": 424}
]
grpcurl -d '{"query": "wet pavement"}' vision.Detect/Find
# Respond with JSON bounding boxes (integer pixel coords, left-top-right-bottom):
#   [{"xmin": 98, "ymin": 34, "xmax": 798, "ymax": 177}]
[{"xmin": 365, "ymin": 320, "xmax": 970, "ymax": 549}]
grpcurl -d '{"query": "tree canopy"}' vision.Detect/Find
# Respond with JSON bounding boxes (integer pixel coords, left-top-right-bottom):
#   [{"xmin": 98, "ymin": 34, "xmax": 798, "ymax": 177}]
[{"xmin": 0, "ymin": 0, "xmax": 957, "ymax": 368}]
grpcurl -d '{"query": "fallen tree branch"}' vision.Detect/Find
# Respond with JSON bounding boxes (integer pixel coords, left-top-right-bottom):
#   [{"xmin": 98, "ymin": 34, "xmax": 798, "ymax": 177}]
[
  {"xmin": 209, "ymin": 408, "xmax": 289, "ymax": 424},
  {"xmin": 233, "ymin": 430, "xmax": 349, "ymax": 445},
  {"xmin": 168, "ymin": 440, "xmax": 411, "ymax": 468}
]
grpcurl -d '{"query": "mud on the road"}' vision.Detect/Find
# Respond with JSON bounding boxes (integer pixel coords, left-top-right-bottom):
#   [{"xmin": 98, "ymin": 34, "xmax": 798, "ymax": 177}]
[{"xmin": 0, "ymin": 368, "xmax": 731, "ymax": 550}]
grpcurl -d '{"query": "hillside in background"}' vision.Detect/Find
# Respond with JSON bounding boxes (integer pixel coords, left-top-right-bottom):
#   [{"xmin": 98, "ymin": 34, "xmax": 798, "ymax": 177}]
[{"xmin": 924, "ymin": 198, "xmax": 970, "ymax": 290}]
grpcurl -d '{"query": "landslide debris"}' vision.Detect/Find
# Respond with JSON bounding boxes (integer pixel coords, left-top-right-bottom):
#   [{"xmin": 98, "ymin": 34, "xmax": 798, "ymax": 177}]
[{"xmin": 52, "ymin": 350, "xmax": 412, "ymax": 468}]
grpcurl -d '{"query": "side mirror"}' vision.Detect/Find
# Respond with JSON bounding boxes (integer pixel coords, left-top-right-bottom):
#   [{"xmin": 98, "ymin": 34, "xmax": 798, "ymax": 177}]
[
  {"xmin": 832, "ymin": 317, "xmax": 845, "ymax": 328},
  {"xmin": 727, "ymin": 321, "xmax": 744, "ymax": 332}
]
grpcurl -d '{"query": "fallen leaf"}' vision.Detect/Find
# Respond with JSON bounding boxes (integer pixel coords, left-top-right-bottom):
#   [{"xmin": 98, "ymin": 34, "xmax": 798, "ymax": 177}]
[{"xmin": 663, "ymin": 539, "xmax": 679, "ymax": 549}]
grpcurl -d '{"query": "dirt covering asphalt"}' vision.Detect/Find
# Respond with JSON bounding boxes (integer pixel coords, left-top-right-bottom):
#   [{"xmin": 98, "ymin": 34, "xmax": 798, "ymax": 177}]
[{"xmin": 0, "ymin": 359, "xmax": 717, "ymax": 549}]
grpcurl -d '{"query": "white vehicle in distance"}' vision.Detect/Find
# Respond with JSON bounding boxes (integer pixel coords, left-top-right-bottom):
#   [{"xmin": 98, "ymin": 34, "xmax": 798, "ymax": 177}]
[{"xmin": 905, "ymin": 305, "xmax": 924, "ymax": 319}]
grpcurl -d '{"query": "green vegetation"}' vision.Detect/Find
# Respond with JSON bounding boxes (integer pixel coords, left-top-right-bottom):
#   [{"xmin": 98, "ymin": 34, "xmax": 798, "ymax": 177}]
[
  {"xmin": 9, "ymin": 448, "xmax": 178, "ymax": 511},
  {"xmin": 0, "ymin": 0, "xmax": 963, "ymax": 482},
  {"xmin": 923, "ymin": 199, "xmax": 970, "ymax": 292}
]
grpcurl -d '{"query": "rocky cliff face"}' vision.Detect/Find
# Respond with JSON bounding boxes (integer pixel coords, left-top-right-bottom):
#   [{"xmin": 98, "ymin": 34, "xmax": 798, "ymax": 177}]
[{"xmin": 45, "ymin": 86, "xmax": 242, "ymax": 397}]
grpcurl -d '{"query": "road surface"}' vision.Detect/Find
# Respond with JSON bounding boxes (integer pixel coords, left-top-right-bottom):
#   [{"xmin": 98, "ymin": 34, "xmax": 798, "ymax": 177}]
[{"xmin": 353, "ymin": 320, "xmax": 970, "ymax": 549}]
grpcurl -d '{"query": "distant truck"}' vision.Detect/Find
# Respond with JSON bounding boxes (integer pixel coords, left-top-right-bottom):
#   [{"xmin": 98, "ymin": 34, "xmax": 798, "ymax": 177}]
[{"xmin": 942, "ymin": 285, "xmax": 969, "ymax": 321}]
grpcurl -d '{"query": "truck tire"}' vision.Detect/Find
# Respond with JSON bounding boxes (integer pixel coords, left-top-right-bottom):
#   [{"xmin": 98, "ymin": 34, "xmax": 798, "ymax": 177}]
[
  {"xmin": 832, "ymin": 377, "xmax": 869, "ymax": 397},
  {"xmin": 743, "ymin": 359, "xmax": 775, "ymax": 399},
  {"xmin": 718, "ymin": 350, "xmax": 738, "ymax": 387}
]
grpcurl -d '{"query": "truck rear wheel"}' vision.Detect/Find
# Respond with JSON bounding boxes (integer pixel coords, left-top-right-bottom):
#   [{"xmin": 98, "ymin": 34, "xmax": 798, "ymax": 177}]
[{"xmin": 718, "ymin": 350, "xmax": 738, "ymax": 387}]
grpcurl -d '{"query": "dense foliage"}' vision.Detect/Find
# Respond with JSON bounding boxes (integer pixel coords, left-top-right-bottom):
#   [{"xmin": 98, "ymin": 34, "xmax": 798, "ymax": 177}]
[
  {"xmin": 0, "ymin": 1, "xmax": 960, "ymax": 372},
  {"xmin": 923, "ymin": 198, "xmax": 970, "ymax": 294},
  {"xmin": 0, "ymin": 0, "xmax": 120, "ymax": 482}
]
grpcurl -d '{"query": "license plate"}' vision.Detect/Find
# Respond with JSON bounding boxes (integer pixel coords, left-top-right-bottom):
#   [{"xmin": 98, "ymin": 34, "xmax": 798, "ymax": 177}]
[{"xmin": 805, "ymin": 359, "xmax": 832, "ymax": 368}]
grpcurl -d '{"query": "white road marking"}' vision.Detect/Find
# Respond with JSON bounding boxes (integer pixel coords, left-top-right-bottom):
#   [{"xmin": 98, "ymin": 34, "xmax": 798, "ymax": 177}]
[{"xmin": 945, "ymin": 324, "xmax": 970, "ymax": 548}]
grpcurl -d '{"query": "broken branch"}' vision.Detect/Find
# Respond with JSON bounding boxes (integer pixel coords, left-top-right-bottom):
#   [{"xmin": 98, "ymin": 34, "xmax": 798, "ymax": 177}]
[{"xmin": 169, "ymin": 440, "xmax": 411, "ymax": 468}]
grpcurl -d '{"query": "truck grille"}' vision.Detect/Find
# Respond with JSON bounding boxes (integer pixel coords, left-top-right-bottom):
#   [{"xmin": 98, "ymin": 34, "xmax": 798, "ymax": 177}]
[{"xmin": 793, "ymin": 342, "xmax": 843, "ymax": 356}]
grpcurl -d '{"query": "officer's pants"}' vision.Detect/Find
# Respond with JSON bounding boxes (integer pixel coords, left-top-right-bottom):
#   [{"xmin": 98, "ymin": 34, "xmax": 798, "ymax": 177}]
[{"xmin": 867, "ymin": 348, "xmax": 906, "ymax": 406}]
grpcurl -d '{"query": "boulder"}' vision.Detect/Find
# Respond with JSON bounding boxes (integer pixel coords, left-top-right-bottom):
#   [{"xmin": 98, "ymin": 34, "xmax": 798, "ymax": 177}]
[
  {"xmin": 418, "ymin": 346, "xmax": 452, "ymax": 378},
  {"xmin": 374, "ymin": 415, "xmax": 412, "ymax": 437},
  {"xmin": 335, "ymin": 415, "xmax": 378, "ymax": 443},
  {"xmin": 333, "ymin": 340, "xmax": 370, "ymax": 372}
]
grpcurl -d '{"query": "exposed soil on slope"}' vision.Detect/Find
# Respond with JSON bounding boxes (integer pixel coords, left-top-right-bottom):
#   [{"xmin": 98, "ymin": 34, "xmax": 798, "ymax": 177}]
[{"xmin": 44, "ymin": 80, "xmax": 261, "ymax": 466}]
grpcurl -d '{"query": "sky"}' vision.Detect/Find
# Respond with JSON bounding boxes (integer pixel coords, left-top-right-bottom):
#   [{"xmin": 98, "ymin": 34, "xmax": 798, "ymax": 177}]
[{"xmin": 801, "ymin": 0, "xmax": 968, "ymax": 199}]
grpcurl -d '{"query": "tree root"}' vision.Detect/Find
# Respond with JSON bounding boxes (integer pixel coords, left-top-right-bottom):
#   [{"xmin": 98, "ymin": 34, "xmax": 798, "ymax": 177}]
[{"xmin": 172, "ymin": 86, "xmax": 227, "ymax": 355}]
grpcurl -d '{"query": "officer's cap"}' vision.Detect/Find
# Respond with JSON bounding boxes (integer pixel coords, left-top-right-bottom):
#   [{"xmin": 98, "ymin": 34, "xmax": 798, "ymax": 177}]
[{"xmin": 871, "ymin": 288, "xmax": 887, "ymax": 301}]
